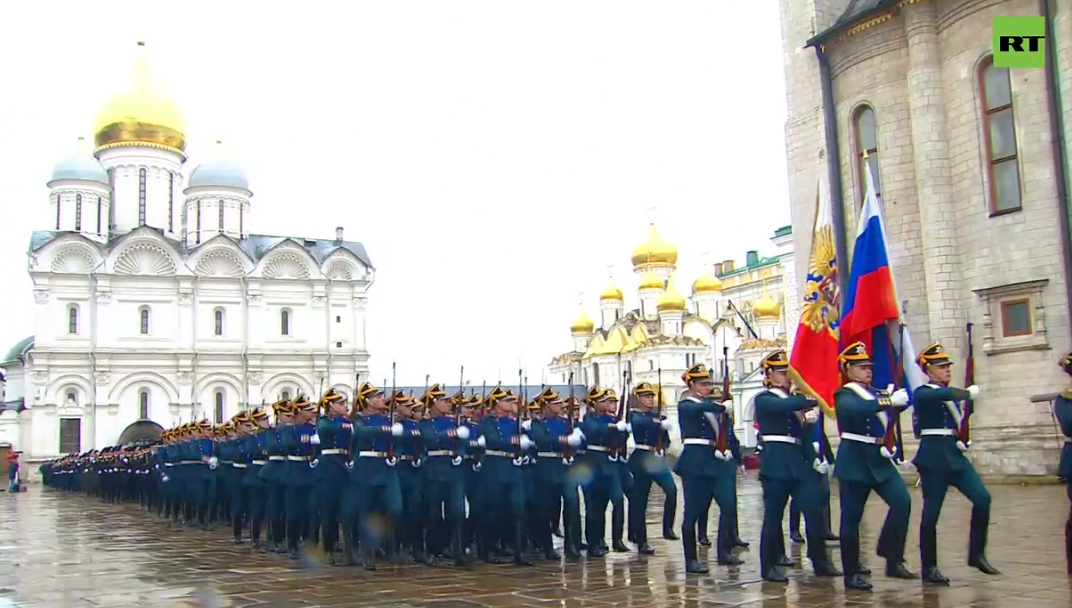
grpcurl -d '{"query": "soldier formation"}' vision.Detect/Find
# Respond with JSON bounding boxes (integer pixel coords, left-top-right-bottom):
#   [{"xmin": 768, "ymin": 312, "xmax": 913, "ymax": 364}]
[{"xmin": 38, "ymin": 344, "xmax": 1072, "ymax": 590}]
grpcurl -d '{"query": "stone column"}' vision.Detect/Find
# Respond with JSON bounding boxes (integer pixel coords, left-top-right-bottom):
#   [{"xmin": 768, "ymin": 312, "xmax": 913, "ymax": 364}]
[{"xmin": 903, "ymin": 1, "xmax": 962, "ymax": 355}]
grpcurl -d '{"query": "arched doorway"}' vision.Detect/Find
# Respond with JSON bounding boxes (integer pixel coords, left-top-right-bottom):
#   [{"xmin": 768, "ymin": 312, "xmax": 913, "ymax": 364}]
[{"xmin": 117, "ymin": 420, "xmax": 164, "ymax": 446}]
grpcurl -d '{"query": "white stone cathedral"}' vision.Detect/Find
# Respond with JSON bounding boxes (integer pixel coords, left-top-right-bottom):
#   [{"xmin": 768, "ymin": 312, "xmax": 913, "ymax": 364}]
[{"xmin": 0, "ymin": 42, "xmax": 374, "ymax": 462}]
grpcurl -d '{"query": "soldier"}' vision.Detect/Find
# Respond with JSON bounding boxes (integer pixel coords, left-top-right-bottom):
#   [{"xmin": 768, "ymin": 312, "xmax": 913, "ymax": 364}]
[
  {"xmin": 579, "ymin": 387, "xmax": 626, "ymax": 557},
  {"xmin": 283, "ymin": 394, "xmax": 318, "ymax": 559},
  {"xmin": 259, "ymin": 400, "xmax": 293, "ymax": 553},
  {"xmin": 315, "ymin": 388, "xmax": 354, "ymax": 565},
  {"xmin": 226, "ymin": 415, "xmax": 254, "ymax": 543},
  {"xmin": 1057, "ymin": 350, "xmax": 1072, "ymax": 574},
  {"xmin": 833, "ymin": 342, "xmax": 914, "ymax": 591},
  {"xmin": 420, "ymin": 383, "xmax": 473, "ymax": 566},
  {"xmin": 193, "ymin": 420, "xmax": 219, "ymax": 529},
  {"xmin": 391, "ymin": 390, "xmax": 429, "ymax": 564},
  {"xmin": 530, "ymin": 386, "xmax": 584, "ymax": 559},
  {"xmin": 674, "ymin": 363, "xmax": 739, "ymax": 574},
  {"xmin": 752, "ymin": 349, "xmax": 840, "ymax": 582},
  {"xmin": 245, "ymin": 406, "xmax": 271, "ymax": 548},
  {"xmin": 913, "ymin": 342, "xmax": 998, "ymax": 584},
  {"xmin": 460, "ymin": 392, "xmax": 485, "ymax": 555},
  {"xmin": 788, "ymin": 423, "xmax": 839, "ymax": 544},
  {"xmin": 349, "ymin": 381, "xmax": 404, "ymax": 571},
  {"xmin": 477, "ymin": 385, "xmax": 533, "ymax": 565},
  {"xmin": 626, "ymin": 382, "xmax": 677, "ymax": 555}
]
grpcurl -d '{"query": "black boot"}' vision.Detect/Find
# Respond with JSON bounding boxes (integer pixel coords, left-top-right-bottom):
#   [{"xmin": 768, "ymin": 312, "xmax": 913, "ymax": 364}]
[
  {"xmin": 611, "ymin": 508, "xmax": 629, "ymax": 552},
  {"xmin": 1065, "ymin": 519, "xmax": 1072, "ymax": 576},
  {"xmin": 885, "ymin": 560, "xmax": 916, "ymax": 579},
  {"xmin": 453, "ymin": 521, "xmax": 474, "ymax": 567},
  {"xmin": 412, "ymin": 524, "xmax": 434, "ymax": 566},
  {"xmin": 513, "ymin": 524, "xmax": 533, "ymax": 566},
  {"xmin": 921, "ymin": 566, "xmax": 950, "ymax": 585},
  {"xmin": 844, "ymin": 573, "xmax": 873, "ymax": 591},
  {"xmin": 662, "ymin": 525, "xmax": 679, "ymax": 541},
  {"xmin": 232, "ymin": 518, "xmax": 244, "ymax": 544},
  {"xmin": 683, "ymin": 528, "xmax": 708, "ymax": 574}
]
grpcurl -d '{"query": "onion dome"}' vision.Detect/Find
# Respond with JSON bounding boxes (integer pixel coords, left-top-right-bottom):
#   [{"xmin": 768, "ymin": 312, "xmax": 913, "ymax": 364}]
[
  {"xmin": 92, "ymin": 41, "xmax": 186, "ymax": 153},
  {"xmin": 188, "ymin": 142, "xmax": 249, "ymax": 190},
  {"xmin": 656, "ymin": 279, "xmax": 687, "ymax": 313},
  {"xmin": 630, "ymin": 223, "xmax": 678, "ymax": 269},
  {"xmin": 600, "ymin": 280, "xmax": 624, "ymax": 302},
  {"xmin": 638, "ymin": 271, "xmax": 665, "ymax": 290},
  {"xmin": 48, "ymin": 137, "xmax": 109, "ymax": 186},
  {"xmin": 692, "ymin": 273, "xmax": 723, "ymax": 294},
  {"xmin": 753, "ymin": 293, "xmax": 782, "ymax": 319},
  {"xmin": 570, "ymin": 306, "xmax": 595, "ymax": 334}
]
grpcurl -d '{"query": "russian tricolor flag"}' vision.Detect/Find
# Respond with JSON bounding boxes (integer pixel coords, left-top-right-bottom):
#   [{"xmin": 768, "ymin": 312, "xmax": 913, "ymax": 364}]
[{"xmin": 841, "ymin": 163, "xmax": 926, "ymax": 396}]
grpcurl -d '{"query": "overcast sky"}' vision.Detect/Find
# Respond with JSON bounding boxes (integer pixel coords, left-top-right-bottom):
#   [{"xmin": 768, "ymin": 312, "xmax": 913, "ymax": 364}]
[{"xmin": 0, "ymin": 0, "xmax": 790, "ymax": 386}]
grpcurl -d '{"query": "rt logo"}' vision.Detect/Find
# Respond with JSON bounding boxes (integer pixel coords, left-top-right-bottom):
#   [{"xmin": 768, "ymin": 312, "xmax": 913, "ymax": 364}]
[{"xmin": 993, "ymin": 16, "xmax": 1045, "ymax": 68}]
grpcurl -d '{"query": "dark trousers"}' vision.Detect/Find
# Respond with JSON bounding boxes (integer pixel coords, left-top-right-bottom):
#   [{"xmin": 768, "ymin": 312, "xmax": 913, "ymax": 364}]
[
  {"xmin": 583, "ymin": 472, "xmax": 622, "ymax": 548},
  {"xmin": 681, "ymin": 473, "xmax": 735, "ymax": 562},
  {"xmin": 760, "ymin": 477, "xmax": 826, "ymax": 573},
  {"xmin": 538, "ymin": 475, "xmax": 581, "ymax": 552},
  {"xmin": 838, "ymin": 476, "xmax": 910, "ymax": 578},
  {"xmin": 285, "ymin": 483, "xmax": 312, "ymax": 550},
  {"xmin": 354, "ymin": 478, "xmax": 403, "ymax": 558},
  {"xmin": 919, "ymin": 464, "xmax": 991, "ymax": 569},
  {"xmin": 317, "ymin": 463, "xmax": 349, "ymax": 552},
  {"xmin": 266, "ymin": 482, "xmax": 287, "ymax": 545}
]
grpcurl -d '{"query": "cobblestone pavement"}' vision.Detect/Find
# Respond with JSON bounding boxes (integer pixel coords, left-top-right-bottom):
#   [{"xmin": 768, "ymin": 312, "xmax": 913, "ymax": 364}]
[{"xmin": 0, "ymin": 474, "xmax": 1069, "ymax": 607}]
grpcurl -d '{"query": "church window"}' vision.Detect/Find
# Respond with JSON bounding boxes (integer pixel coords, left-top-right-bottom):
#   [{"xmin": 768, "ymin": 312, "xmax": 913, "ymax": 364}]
[
  {"xmin": 239, "ymin": 205, "xmax": 244, "ymax": 237},
  {"xmin": 74, "ymin": 194, "xmax": 82, "ymax": 231},
  {"xmin": 281, "ymin": 309, "xmax": 292, "ymax": 336},
  {"xmin": 107, "ymin": 168, "xmax": 116, "ymax": 230},
  {"xmin": 979, "ymin": 57, "xmax": 1022, "ymax": 215},
  {"xmin": 59, "ymin": 418, "xmax": 81, "ymax": 454},
  {"xmin": 218, "ymin": 199, "xmax": 225, "ymax": 231},
  {"xmin": 96, "ymin": 196, "xmax": 103, "ymax": 235},
  {"xmin": 139, "ymin": 307, "xmax": 151, "ymax": 335},
  {"xmin": 68, "ymin": 305, "xmax": 79, "ymax": 335},
  {"xmin": 1000, "ymin": 298, "xmax": 1032, "ymax": 337},
  {"xmin": 139, "ymin": 390, "xmax": 149, "ymax": 419},
  {"xmin": 852, "ymin": 105, "xmax": 881, "ymax": 201},
  {"xmin": 138, "ymin": 168, "xmax": 147, "ymax": 225},
  {"xmin": 648, "ymin": 360, "xmax": 654, "ymax": 371},
  {"xmin": 281, "ymin": 390, "xmax": 291, "ymax": 400},
  {"xmin": 167, "ymin": 172, "xmax": 175, "ymax": 232},
  {"xmin": 55, "ymin": 194, "xmax": 62, "ymax": 230},
  {"xmin": 196, "ymin": 201, "xmax": 202, "ymax": 244},
  {"xmin": 214, "ymin": 308, "xmax": 225, "ymax": 336},
  {"xmin": 591, "ymin": 363, "xmax": 600, "ymax": 387},
  {"xmin": 214, "ymin": 391, "xmax": 225, "ymax": 423}
]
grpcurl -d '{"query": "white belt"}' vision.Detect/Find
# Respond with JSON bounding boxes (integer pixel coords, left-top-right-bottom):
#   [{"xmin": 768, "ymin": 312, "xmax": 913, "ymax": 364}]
[
  {"xmin": 320, "ymin": 449, "xmax": 348, "ymax": 455},
  {"xmin": 252, "ymin": 459, "xmax": 267, "ymax": 465},
  {"xmin": 763, "ymin": 435, "xmax": 800, "ymax": 445},
  {"xmin": 841, "ymin": 432, "xmax": 880, "ymax": 445},
  {"xmin": 485, "ymin": 450, "xmax": 513, "ymax": 457},
  {"xmin": 287, "ymin": 455, "xmax": 311, "ymax": 461},
  {"xmin": 358, "ymin": 451, "xmax": 387, "ymax": 458},
  {"xmin": 683, "ymin": 438, "xmax": 715, "ymax": 446},
  {"xmin": 920, "ymin": 429, "xmax": 955, "ymax": 437},
  {"xmin": 427, "ymin": 450, "xmax": 453, "ymax": 457},
  {"xmin": 268, "ymin": 456, "xmax": 287, "ymax": 461},
  {"xmin": 181, "ymin": 460, "xmax": 199, "ymax": 464},
  {"xmin": 164, "ymin": 463, "xmax": 175, "ymax": 467},
  {"xmin": 587, "ymin": 445, "xmax": 610, "ymax": 452},
  {"xmin": 1065, "ymin": 436, "xmax": 1072, "ymax": 443},
  {"xmin": 232, "ymin": 463, "xmax": 248, "ymax": 469},
  {"xmin": 222, "ymin": 461, "xmax": 234, "ymax": 465},
  {"xmin": 538, "ymin": 451, "xmax": 563, "ymax": 458},
  {"xmin": 633, "ymin": 444, "xmax": 654, "ymax": 451}
]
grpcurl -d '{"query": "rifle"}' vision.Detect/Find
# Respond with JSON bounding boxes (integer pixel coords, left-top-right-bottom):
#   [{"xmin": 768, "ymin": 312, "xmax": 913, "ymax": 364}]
[
  {"xmin": 959, "ymin": 322, "xmax": 975, "ymax": 445},
  {"xmin": 877, "ymin": 385, "xmax": 897, "ymax": 457},
  {"xmin": 564, "ymin": 372, "xmax": 575, "ymax": 460},
  {"xmin": 655, "ymin": 366, "xmax": 665, "ymax": 452},
  {"xmin": 350, "ymin": 374, "xmax": 361, "ymax": 418},
  {"xmin": 717, "ymin": 347, "xmax": 730, "ymax": 454},
  {"xmin": 387, "ymin": 362, "xmax": 397, "ymax": 460},
  {"xmin": 614, "ymin": 369, "xmax": 630, "ymax": 459},
  {"xmin": 454, "ymin": 365, "xmax": 464, "ymax": 456},
  {"xmin": 515, "ymin": 367, "xmax": 524, "ymax": 459}
]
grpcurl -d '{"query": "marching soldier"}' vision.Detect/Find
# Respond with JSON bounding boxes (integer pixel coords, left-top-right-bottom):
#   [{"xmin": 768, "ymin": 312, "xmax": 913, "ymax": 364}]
[
  {"xmin": 193, "ymin": 420, "xmax": 219, "ymax": 529},
  {"xmin": 913, "ymin": 342, "xmax": 998, "ymax": 584},
  {"xmin": 833, "ymin": 342, "xmax": 914, "ymax": 591},
  {"xmin": 626, "ymin": 382, "xmax": 677, "ymax": 555},
  {"xmin": 349, "ymin": 381, "xmax": 404, "ymax": 570},
  {"xmin": 245, "ymin": 406, "xmax": 271, "ymax": 548},
  {"xmin": 674, "ymin": 363, "xmax": 740, "ymax": 574},
  {"xmin": 530, "ymin": 386, "xmax": 584, "ymax": 559},
  {"xmin": 461, "ymin": 392, "xmax": 485, "ymax": 554},
  {"xmin": 420, "ymin": 383, "xmax": 473, "ymax": 566},
  {"xmin": 477, "ymin": 385, "xmax": 533, "ymax": 566},
  {"xmin": 753, "ymin": 350, "xmax": 840, "ymax": 582},
  {"xmin": 315, "ymin": 388, "xmax": 354, "ymax": 564},
  {"xmin": 226, "ymin": 414, "xmax": 254, "ymax": 543},
  {"xmin": 283, "ymin": 394, "xmax": 318, "ymax": 559},
  {"xmin": 1057, "ymin": 350, "xmax": 1072, "ymax": 574},
  {"xmin": 259, "ymin": 400, "xmax": 293, "ymax": 553},
  {"xmin": 579, "ymin": 387, "xmax": 626, "ymax": 557},
  {"xmin": 393, "ymin": 390, "xmax": 430, "ymax": 564}
]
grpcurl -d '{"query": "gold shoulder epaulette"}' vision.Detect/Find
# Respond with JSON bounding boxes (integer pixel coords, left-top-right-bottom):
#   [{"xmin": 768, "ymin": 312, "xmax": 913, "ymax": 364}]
[{"xmin": 1061, "ymin": 388, "xmax": 1072, "ymax": 400}]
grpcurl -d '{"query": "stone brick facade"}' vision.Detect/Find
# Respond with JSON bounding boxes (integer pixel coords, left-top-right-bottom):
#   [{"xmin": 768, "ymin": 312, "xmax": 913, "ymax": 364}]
[{"xmin": 780, "ymin": 0, "xmax": 1072, "ymax": 476}]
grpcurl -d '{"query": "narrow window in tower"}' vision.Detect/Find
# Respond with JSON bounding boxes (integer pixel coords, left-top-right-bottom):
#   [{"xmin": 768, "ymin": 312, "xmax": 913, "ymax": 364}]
[
  {"xmin": 55, "ymin": 194, "xmax": 62, "ymax": 230},
  {"xmin": 167, "ymin": 171, "xmax": 175, "ymax": 232},
  {"xmin": 107, "ymin": 168, "xmax": 116, "ymax": 231},
  {"xmin": 852, "ymin": 105, "xmax": 881, "ymax": 203},
  {"xmin": 75, "ymin": 194, "xmax": 82, "ymax": 231},
  {"xmin": 196, "ymin": 201, "xmax": 202, "ymax": 244},
  {"xmin": 214, "ymin": 391, "xmax": 225, "ymax": 423},
  {"xmin": 138, "ymin": 168, "xmax": 147, "ymax": 225},
  {"xmin": 979, "ymin": 56, "xmax": 1023, "ymax": 215},
  {"xmin": 239, "ymin": 204, "xmax": 244, "ymax": 237},
  {"xmin": 139, "ymin": 390, "xmax": 150, "ymax": 420},
  {"xmin": 96, "ymin": 196, "xmax": 103, "ymax": 235},
  {"xmin": 218, "ymin": 199, "xmax": 225, "ymax": 232}
]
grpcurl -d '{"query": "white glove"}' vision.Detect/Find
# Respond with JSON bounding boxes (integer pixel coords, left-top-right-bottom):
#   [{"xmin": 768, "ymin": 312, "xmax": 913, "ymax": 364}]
[
  {"xmin": 562, "ymin": 456, "xmax": 574, "ymax": 466},
  {"xmin": 625, "ymin": 423, "xmax": 633, "ymax": 432},
  {"xmin": 812, "ymin": 441, "xmax": 821, "ymax": 454},
  {"xmin": 890, "ymin": 388, "xmax": 909, "ymax": 407},
  {"xmin": 456, "ymin": 426, "xmax": 470, "ymax": 440},
  {"xmin": 391, "ymin": 423, "xmax": 404, "ymax": 437},
  {"xmin": 574, "ymin": 429, "xmax": 586, "ymax": 441},
  {"xmin": 520, "ymin": 435, "xmax": 534, "ymax": 451},
  {"xmin": 472, "ymin": 461, "xmax": 482, "ymax": 472},
  {"xmin": 512, "ymin": 457, "xmax": 524, "ymax": 467},
  {"xmin": 309, "ymin": 434, "xmax": 321, "ymax": 445},
  {"xmin": 615, "ymin": 420, "xmax": 627, "ymax": 432},
  {"xmin": 208, "ymin": 456, "xmax": 219, "ymax": 467},
  {"xmin": 804, "ymin": 409, "xmax": 819, "ymax": 424},
  {"xmin": 385, "ymin": 456, "xmax": 398, "ymax": 467},
  {"xmin": 956, "ymin": 440, "xmax": 971, "ymax": 452},
  {"xmin": 345, "ymin": 460, "xmax": 354, "ymax": 470},
  {"xmin": 660, "ymin": 419, "xmax": 674, "ymax": 431},
  {"xmin": 567, "ymin": 433, "xmax": 582, "ymax": 447},
  {"xmin": 879, "ymin": 445, "xmax": 895, "ymax": 459},
  {"xmin": 522, "ymin": 419, "xmax": 532, "ymax": 431},
  {"xmin": 309, "ymin": 458, "xmax": 319, "ymax": 468},
  {"xmin": 817, "ymin": 460, "xmax": 830, "ymax": 475},
  {"xmin": 714, "ymin": 450, "xmax": 728, "ymax": 461},
  {"xmin": 208, "ymin": 462, "xmax": 217, "ymax": 470},
  {"xmin": 886, "ymin": 384, "xmax": 896, "ymax": 394},
  {"xmin": 162, "ymin": 475, "xmax": 170, "ymax": 482},
  {"xmin": 721, "ymin": 400, "xmax": 733, "ymax": 408},
  {"xmin": 967, "ymin": 385, "xmax": 981, "ymax": 398},
  {"xmin": 522, "ymin": 455, "xmax": 531, "ymax": 465},
  {"xmin": 812, "ymin": 458, "xmax": 825, "ymax": 473},
  {"xmin": 411, "ymin": 458, "xmax": 422, "ymax": 468},
  {"xmin": 476, "ymin": 436, "xmax": 487, "ymax": 448},
  {"xmin": 452, "ymin": 455, "xmax": 463, "ymax": 466}
]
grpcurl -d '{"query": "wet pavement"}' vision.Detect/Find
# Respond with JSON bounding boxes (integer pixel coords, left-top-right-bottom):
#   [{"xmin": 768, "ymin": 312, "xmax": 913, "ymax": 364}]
[{"xmin": 0, "ymin": 474, "xmax": 1069, "ymax": 608}]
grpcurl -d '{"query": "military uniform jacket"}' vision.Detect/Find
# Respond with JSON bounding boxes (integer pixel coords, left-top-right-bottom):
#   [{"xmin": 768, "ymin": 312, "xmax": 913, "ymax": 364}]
[
  {"xmin": 420, "ymin": 416, "xmax": 464, "ymax": 483},
  {"xmin": 912, "ymin": 383, "xmax": 973, "ymax": 472},
  {"xmin": 350, "ymin": 412, "xmax": 399, "ymax": 486},
  {"xmin": 580, "ymin": 412, "xmax": 624, "ymax": 476},
  {"xmin": 1055, "ymin": 391, "xmax": 1072, "ymax": 479},
  {"xmin": 531, "ymin": 416, "xmax": 573, "ymax": 483},
  {"xmin": 317, "ymin": 415, "xmax": 354, "ymax": 474},
  {"xmin": 258, "ymin": 426, "xmax": 288, "ymax": 483},
  {"xmin": 627, "ymin": 410, "xmax": 669, "ymax": 465},
  {"xmin": 673, "ymin": 395, "xmax": 736, "ymax": 478},
  {"xmin": 754, "ymin": 387, "xmax": 820, "ymax": 481},
  {"xmin": 479, "ymin": 414, "xmax": 524, "ymax": 484},
  {"xmin": 282, "ymin": 422, "xmax": 316, "ymax": 486},
  {"xmin": 833, "ymin": 383, "xmax": 904, "ymax": 485},
  {"xmin": 244, "ymin": 431, "xmax": 268, "ymax": 486}
]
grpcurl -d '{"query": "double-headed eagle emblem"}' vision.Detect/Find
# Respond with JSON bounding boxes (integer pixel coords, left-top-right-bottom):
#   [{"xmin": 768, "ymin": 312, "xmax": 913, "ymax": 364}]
[{"xmin": 801, "ymin": 224, "xmax": 840, "ymax": 339}]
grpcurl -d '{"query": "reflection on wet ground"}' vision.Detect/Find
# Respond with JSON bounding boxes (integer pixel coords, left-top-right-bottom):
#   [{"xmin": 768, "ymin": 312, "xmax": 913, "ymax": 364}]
[{"xmin": 0, "ymin": 474, "xmax": 1069, "ymax": 607}]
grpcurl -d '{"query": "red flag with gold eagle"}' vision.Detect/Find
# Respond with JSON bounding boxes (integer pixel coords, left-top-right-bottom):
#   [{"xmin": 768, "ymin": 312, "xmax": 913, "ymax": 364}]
[{"xmin": 788, "ymin": 178, "xmax": 841, "ymax": 413}]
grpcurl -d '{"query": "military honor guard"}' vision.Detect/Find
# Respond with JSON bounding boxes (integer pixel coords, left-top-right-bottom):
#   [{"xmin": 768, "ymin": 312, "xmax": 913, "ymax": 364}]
[
  {"xmin": 579, "ymin": 387, "xmax": 628, "ymax": 557},
  {"xmin": 244, "ymin": 407, "xmax": 271, "ymax": 548},
  {"xmin": 626, "ymin": 381, "xmax": 678, "ymax": 555},
  {"xmin": 1058, "ymin": 350, "xmax": 1072, "ymax": 574},
  {"xmin": 833, "ymin": 342, "xmax": 914, "ymax": 591},
  {"xmin": 314, "ymin": 388, "xmax": 354, "ymax": 564},
  {"xmin": 752, "ymin": 350, "xmax": 840, "ymax": 582},
  {"xmin": 477, "ymin": 385, "xmax": 533, "ymax": 565},
  {"xmin": 912, "ymin": 342, "xmax": 999, "ymax": 584},
  {"xmin": 420, "ymin": 383, "xmax": 473, "ymax": 566},
  {"xmin": 281, "ymin": 395, "xmax": 317, "ymax": 558},
  {"xmin": 530, "ymin": 385, "xmax": 584, "ymax": 559}
]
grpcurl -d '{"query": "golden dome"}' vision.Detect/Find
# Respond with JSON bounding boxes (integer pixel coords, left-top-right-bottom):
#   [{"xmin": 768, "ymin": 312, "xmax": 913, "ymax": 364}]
[
  {"xmin": 638, "ymin": 271, "xmax": 665, "ymax": 290},
  {"xmin": 600, "ymin": 282, "xmax": 624, "ymax": 301},
  {"xmin": 93, "ymin": 42, "xmax": 186, "ymax": 153},
  {"xmin": 570, "ymin": 306, "xmax": 595, "ymax": 334},
  {"xmin": 631, "ymin": 224, "xmax": 678, "ymax": 269},
  {"xmin": 656, "ymin": 279, "xmax": 687, "ymax": 313},
  {"xmin": 753, "ymin": 293, "xmax": 782, "ymax": 319},
  {"xmin": 692, "ymin": 273, "xmax": 723, "ymax": 294}
]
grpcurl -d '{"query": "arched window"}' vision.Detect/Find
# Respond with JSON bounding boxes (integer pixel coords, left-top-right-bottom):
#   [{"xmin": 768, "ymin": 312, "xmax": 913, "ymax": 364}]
[
  {"xmin": 979, "ymin": 56, "xmax": 1022, "ymax": 214},
  {"xmin": 138, "ymin": 168, "xmax": 147, "ymax": 225},
  {"xmin": 281, "ymin": 390, "xmax": 291, "ymax": 401},
  {"xmin": 139, "ymin": 307, "xmax": 151, "ymax": 335},
  {"xmin": 66, "ymin": 391, "xmax": 77, "ymax": 404},
  {"xmin": 281, "ymin": 309, "xmax": 291, "ymax": 336},
  {"xmin": 853, "ymin": 105, "xmax": 881, "ymax": 201},
  {"xmin": 68, "ymin": 305, "xmax": 79, "ymax": 335},
  {"xmin": 139, "ymin": 390, "xmax": 149, "ymax": 420},
  {"xmin": 75, "ymin": 194, "xmax": 83, "ymax": 231},
  {"xmin": 55, "ymin": 193, "xmax": 62, "ymax": 230},
  {"xmin": 167, "ymin": 172, "xmax": 175, "ymax": 233},
  {"xmin": 218, "ymin": 199, "xmax": 225, "ymax": 231},
  {"xmin": 214, "ymin": 390, "xmax": 225, "ymax": 423},
  {"xmin": 214, "ymin": 308, "xmax": 225, "ymax": 336}
]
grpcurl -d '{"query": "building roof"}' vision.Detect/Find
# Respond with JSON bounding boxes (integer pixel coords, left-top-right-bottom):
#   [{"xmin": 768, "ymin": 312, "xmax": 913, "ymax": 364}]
[
  {"xmin": 2, "ymin": 336, "xmax": 33, "ymax": 365},
  {"xmin": 2, "ymin": 398, "xmax": 25, "ymax": 412},
  {"xmin": 807, "ymin": 0, "xmax": 896, "ymax": 46},
  {"xmin": 187, "ymin": 159, "xmax": 250, "ymax": 190}
]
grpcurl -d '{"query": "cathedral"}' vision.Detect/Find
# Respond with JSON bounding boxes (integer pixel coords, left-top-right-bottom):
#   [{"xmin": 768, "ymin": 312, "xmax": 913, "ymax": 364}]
[
  {"xmin": 0, "ymin": 42, "xmax": 374, "ymax": 462},
  {"xmin": 546, "ymin": 223, "xmax": 797, "ymax": 450},
  {"xmin": 780, "ymin": 0, "xmax": 1072, "ymax": 475}
]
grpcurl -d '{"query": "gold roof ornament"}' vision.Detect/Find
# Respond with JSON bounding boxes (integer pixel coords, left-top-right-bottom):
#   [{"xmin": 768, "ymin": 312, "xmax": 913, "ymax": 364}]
[
  {"xmin": 753, "ymin": 291, "xmax": 782, "ymax": 319},
  {"xmin": 630, "ymin": 221, "xmax": 678, "ymax": 270},
  {"xmin": 600, "ymin": 265, "xmax": 624, "ymax": 301},
  {"xmin": 93, "ymin": 41, "xmax": 187, "ymax": 153},
  {"xmin": 569, "ymin": 297, "xmax": 595, "ymax": 334},
  {"xmin": 638, "ymin": 271, "xmax": 665, "ymax": 290},
  {"xmin": 692, "ymin": 273, "xmax": 723, "ymax": 294},
  {"xmin": 656, "ymin": 277, "xmax": 687, "ymax": 312}
]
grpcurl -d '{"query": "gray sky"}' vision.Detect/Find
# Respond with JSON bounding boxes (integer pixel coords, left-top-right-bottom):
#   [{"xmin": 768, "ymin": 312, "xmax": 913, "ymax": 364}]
[{"xmin": 0, "ymin": 0, "xmax": 790, "ymax": 386}]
